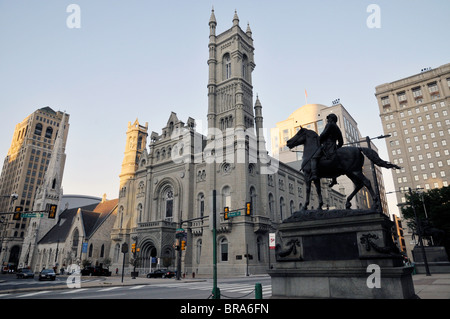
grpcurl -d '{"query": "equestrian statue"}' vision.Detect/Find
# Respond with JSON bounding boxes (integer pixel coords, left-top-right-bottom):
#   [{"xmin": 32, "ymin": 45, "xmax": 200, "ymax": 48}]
[{"xmin": 286, "ymin": 114, "xmax": 400, "ymax": 211}]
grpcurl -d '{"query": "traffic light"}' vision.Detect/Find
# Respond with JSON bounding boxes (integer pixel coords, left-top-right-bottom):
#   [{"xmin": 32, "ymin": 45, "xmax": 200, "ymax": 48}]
[
  {"xmin": 131, "ymin": 243, "xmax": 136, "ymax": 253},
  {"xmin": 224, "ymin": 207, "xmax": 229, "ymax": 220},
  {"xmin": 48, "ymin": 204, "xmax": 57, "ymax": 219},
  {"xmin": 181, "ymin": 240, "xmax": 186, "ymax": 251},
  {"xmin": 246, "ymin": 202, "xmax": 251, "ymax": 216},
  {"xmin": 13, "ymin": 206, "xmax": 22, "ymax": 220}
]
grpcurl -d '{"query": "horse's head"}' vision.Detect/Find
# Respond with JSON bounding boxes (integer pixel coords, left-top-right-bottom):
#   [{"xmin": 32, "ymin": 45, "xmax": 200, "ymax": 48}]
[{"xmin": 286, "ymin": 127, "xmax": 306, "ymax": 149}]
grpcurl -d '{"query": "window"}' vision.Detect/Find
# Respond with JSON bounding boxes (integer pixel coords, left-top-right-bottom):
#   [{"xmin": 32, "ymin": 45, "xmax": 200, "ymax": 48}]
[
  {"xmin": 242, "ymin": 55, "xmax": 248, "ymax": 80},
  {"xmin": 222, "ymin": 186, "xmax": 231, "ymax": 209},
  {"xmin": 279, "ymin": 197, "xmax": 284, "ymax": 220},
  {"xmin": 268, "ymin": 193, "xmax": 275, "ymax": 220},
  {"xmin": 223, "ymin": 54, "xmax": 231, "ymax": 80},
  {"xmin": 220, "ymin": 238, "xmax": 228, "ymax": 262},
  {"xmin": 137, "ymin": 203, "xmax": 143, "ymax": 222},
  {"xmin": 45, "ymin": 127, "xmax": 53, "ymax": 139},
  {"xmin": 163, "ymin": 187, "xmax": 174, "ymax": 221},
  {"xmin": 412, "ymin": 87, "xmax": 422, "ymax": 98},
  {"xmin": 198, "ymin": 193, "xmax": 205, "ymax": 217},
  {"xmin": 34, "ymin": 123, "xmax": 42, "ymax": 136}
]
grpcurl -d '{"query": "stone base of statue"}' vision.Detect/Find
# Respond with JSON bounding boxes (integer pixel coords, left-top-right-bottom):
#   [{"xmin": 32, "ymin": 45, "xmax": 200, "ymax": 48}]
[
  {"xmin": 268, "ymin": 209, "xmax": 417, "ymax": 299},
  {"xmin": 412, "ymin": 246, "xmax": 450, "ymax": 274}
]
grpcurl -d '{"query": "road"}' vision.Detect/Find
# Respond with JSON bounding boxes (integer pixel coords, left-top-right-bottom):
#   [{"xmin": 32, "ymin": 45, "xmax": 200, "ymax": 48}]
[{"xmin": 0, "ymin": 274, "xmax": 272, "ymax": 299}]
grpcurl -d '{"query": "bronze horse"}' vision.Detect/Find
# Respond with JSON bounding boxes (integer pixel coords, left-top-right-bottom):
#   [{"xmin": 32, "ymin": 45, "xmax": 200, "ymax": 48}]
[{"xmin": 286, "ymin": 127, "xmax": 400, "ymax": 210}]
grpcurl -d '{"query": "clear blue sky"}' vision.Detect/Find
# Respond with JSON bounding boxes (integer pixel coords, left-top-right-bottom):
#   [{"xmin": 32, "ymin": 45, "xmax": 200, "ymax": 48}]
[{"xmin": 1, "ymin": 1, "xmax": 449, "ymax": 214}]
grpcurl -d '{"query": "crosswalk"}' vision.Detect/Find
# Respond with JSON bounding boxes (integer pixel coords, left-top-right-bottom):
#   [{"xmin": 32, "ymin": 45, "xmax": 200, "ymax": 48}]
[
  {"xmin": 0, "ymin": 278, "xmax": 102, "ymax": 286},
  {"xmin": 0, "ymin": 281, "xmax": 272, "ymax": 299}
]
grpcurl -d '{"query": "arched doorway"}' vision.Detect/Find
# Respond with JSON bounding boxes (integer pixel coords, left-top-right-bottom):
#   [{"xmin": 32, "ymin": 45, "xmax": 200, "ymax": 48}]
[
  {"xmin": 140, "ymin": 240, "xmax": 158, "ymax": 273},
  {"xmin": 8, "ymin": 245, "xmax": 21, "ymax": 269}
]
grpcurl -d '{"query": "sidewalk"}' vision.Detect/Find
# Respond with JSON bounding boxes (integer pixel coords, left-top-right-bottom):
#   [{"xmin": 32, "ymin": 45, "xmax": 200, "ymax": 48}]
[
  {"xmin": 1, "ymin": 273, "xmax": 450, "ymax": 299},
  {"xmin": 411, "ymin": 273, "xmax": 450, "ymax": 299}
]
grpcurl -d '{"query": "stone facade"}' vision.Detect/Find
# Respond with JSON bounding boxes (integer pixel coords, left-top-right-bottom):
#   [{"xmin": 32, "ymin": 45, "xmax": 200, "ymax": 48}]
[{"xmin": 110, "ymin": 10, "xmax": 346, "ymax": 277}]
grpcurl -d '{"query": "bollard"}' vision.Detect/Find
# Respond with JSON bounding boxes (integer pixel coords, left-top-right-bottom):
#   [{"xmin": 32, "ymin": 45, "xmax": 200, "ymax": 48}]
[{"xmin": 255, "ymin": 283, "xmax": 262, "ymax": 299}]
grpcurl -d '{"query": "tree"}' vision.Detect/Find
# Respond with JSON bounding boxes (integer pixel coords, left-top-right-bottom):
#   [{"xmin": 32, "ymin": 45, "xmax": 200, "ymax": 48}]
[{"xmin": 401, "ymin": 187, "xmax": 450, "ymax": 256}]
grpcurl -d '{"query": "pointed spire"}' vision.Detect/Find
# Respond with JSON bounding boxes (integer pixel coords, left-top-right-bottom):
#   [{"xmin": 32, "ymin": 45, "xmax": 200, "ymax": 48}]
[
  {"xmin": 246, "ymin": 22, "xmax": 252, "ymax": 37},
  {"xmin": 209, "ymin": 6, "xmax": 216, "ymax": 25},
  {"xmin": 233, "ymin": 9, "xmax": 239, "ymax": 26}
]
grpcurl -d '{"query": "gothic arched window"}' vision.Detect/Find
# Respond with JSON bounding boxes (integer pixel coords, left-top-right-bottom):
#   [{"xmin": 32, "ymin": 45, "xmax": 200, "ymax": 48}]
[
  {"xmin": 223, "ymin": 54, "xmax": 231, "ymax": 80},
  {"xmin": 220, "ymin": 237, "xmax": 228, "ymax": 262},
  {"xmin": 198, "ymin": 193, "xmax": 205, "ymax": 218},
  {"xmin": 242, "ymin": 54, "xmax": 248, "ymax": 80},
  {"xmin": 163, "ymin": 187, "xmax": 174, "ymax": 221}
]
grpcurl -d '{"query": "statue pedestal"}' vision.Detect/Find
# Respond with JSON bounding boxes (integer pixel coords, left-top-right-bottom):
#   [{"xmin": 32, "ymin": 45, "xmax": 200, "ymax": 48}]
[
  {"xmin": 268, "ymin": 210, "xmax": 416, "ymax": 299},
  {"xmin": 412, "ymin": 246, "xmax": 450, "ymax": 274}
]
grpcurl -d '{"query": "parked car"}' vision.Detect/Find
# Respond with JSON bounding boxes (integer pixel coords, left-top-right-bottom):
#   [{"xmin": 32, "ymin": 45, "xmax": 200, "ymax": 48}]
[
  {"xmin": 146, "ymin": 269, "xmax": 176, "ymax": 278},
  {"xmin": 39, "ymin": 269, "xmax": 56, "ymax": 281},
  {"xmin": 16, "ymin": 268, "xmax": 35, "ymax": 279},
  {"xmin": 80, "ymin": 266, "xmax": 112, "ymax": 276}
]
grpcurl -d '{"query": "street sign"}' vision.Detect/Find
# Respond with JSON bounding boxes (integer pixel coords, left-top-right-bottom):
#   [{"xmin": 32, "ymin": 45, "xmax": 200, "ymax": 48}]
[
  {"xmin": 176, "ymin": 228, "xmax": 186, "ymax": 238},
  {"xmin": 227, "ymin": 210, "xmax": 241, "ymax": 218},
  {"xmin": 21, "ymin": 213, "xmax": 44, "ymax": 218}
]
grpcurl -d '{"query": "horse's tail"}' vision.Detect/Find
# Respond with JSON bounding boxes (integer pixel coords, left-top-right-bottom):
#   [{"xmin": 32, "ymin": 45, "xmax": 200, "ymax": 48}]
[{"xmin": 359, "ymin": 147, "xmax": 401, "ymax": 170}]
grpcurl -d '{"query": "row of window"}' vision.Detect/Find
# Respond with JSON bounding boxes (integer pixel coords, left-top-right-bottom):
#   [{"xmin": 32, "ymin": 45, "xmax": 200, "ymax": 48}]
[{"xmin": 381, "ymin": 80, "xmax": 449, "ymax": 108}]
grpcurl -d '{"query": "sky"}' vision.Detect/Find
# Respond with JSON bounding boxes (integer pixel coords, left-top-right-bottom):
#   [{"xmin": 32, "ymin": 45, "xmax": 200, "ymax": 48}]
[{"xmin": 0, "ymin": 0, "xmax": 449, "ymax": 215}]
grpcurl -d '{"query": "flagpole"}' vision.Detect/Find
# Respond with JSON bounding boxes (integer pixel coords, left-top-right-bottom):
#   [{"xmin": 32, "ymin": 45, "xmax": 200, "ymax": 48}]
[{"xmin": 305, "ymin": 89, "xmax": 308, "ymax": 104}]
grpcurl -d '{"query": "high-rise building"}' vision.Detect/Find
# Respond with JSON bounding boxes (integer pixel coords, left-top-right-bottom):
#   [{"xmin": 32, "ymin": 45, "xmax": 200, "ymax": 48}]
[
  {"xmin": 271, "ymin": 102, "xmax": 389, "ymax": 213},
  {"xmin": 0, "ymin": 107, "xmax": 69, "ymax": 268},
  {"xmin": 375, "ymin": 63, "xmax": 450, "ymax": 256}
]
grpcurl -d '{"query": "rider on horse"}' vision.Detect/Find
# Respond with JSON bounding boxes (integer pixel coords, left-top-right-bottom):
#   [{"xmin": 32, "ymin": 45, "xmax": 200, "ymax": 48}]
[{"xmin": 310, "ymin": 113, "xmax": 344, "ymax": 187}]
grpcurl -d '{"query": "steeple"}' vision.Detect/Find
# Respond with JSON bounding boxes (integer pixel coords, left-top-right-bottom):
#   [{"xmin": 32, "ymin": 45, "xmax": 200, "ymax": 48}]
[
  {"xmin": 233, "ymin": 10, "xmax": 239, "ymax": 26},
  {"xmin": 206, "ymin": 9, "xmax": 256, "ymax": 131},
  {"xmin": 246, "ymin": 23, "xmax": 253, "ymax": 38}
]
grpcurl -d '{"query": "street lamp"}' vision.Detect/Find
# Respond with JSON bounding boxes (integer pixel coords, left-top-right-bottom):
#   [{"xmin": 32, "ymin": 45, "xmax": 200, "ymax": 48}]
[
  {"xmin": 387, "ymin": 188, "xmax": 431, "ymax": 276},
  {"xmin": 408, "ymin": 187, "xmax": 431, "ymax": 276}
]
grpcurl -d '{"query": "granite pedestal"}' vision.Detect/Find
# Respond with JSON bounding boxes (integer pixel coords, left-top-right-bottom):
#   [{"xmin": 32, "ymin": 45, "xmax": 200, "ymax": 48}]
[
  {"xmin": 268, "ymin": 209, "xmax": 416, "ymax": 299},
  {"xmin": 412, "ymin": 246, "xmax": 450, "ymax": 274}
]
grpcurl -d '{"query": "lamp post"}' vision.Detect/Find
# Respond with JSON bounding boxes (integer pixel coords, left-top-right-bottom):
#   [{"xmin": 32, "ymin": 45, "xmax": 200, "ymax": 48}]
[{"xmin": 409, "ymin": 187, "xmax": 431, "ymax": 276}]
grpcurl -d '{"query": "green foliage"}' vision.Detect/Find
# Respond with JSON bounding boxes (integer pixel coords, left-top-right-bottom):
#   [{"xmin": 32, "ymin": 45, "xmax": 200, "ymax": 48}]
[{"xmin": 401, "ymin": 187, "xmax": 450, "ymax": 256}]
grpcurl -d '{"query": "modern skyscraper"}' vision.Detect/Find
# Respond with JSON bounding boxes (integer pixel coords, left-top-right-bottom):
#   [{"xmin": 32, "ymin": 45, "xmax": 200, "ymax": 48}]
[
  {"xmin": 0, "ymin": 107, "xmax": 69, "ymax": 268},
  {"xmin": 375, "ymin": 63, "xmax": 450, "ymax": 256}
]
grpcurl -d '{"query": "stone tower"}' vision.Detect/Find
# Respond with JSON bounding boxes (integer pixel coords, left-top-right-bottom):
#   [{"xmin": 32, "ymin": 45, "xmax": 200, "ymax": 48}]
[{"xmin": 119, "ymin": 119, "xmax": 148, "ymax": 188}]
